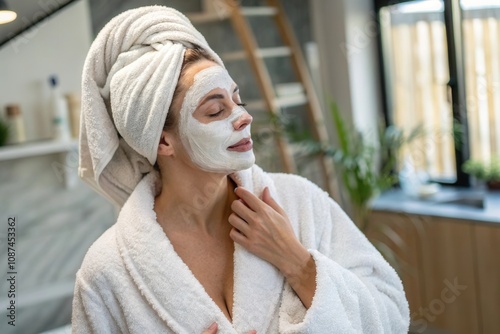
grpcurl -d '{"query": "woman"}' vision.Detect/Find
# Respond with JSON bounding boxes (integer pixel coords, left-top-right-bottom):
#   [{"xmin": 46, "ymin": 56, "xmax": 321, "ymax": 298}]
[{"xmin": 72, "ymin": 6, "xmax": 409, "ymax": 334}]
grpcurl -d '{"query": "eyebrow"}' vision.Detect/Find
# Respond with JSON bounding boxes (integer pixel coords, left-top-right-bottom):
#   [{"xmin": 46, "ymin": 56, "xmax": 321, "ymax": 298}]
[{"xmin": 200, "ymin": 86, "xmax": 239, "ymax": 106}]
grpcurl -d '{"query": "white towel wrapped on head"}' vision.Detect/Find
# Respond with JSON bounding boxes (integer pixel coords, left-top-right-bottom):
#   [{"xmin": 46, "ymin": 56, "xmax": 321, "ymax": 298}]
[{"xmin": 78, "ymin": 6, "xmax": 224, "ymax": 207}]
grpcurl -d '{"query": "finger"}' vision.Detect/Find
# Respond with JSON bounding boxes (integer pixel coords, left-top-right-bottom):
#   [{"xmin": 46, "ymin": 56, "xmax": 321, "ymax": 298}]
[
  {"xmin": 234, "ymin": 187, "xmax": 263, "ymax": 212},
  {"xmin": 231, "ymin": 199, "xmax": 257, "ymax": 223},
  {"xmin": 202, "ymin": 322, "xmax": 218, "ymax": 334},
  {"xmin": 229, "ymin": 227, "xmax": 248, "ymax": 246},
  {"xmin": 261, "ymin": 187, "xmax": 286, "ymax": 215},
  {"xmin": 228, "ymin": 213, "xmax": 250, "ymax": 236},
  {"xmin": 247, "ymin": 331, "xmax": 257, "ymax": 334}
]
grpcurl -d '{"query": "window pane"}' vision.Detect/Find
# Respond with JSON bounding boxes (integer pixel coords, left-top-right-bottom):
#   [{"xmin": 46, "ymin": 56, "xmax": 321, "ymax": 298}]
[
  {"xmin": 461, "ymin": 0, "xmax": 500, "ymax": 163},
  {"xmin": 380, "ymin": 0, "xmax": 457, "ymax": 181}
]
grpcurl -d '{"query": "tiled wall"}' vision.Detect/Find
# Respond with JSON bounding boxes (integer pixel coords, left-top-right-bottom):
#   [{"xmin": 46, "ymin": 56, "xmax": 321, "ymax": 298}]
[{"xmin": 0, "ymin": 154, "xmax": 116, "ymax": 334}]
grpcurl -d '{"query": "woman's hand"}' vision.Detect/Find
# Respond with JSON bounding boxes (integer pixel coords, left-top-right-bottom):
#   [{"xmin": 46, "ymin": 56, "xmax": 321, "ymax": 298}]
[
  {"xmin": 202, "ymin": 322, "xmax": 256, "ymax": 334},
  {"xmin": 229, "ymin": 186, "xmax": 317, "ymax": 309},
  {"xmin": 229, "ymin": 187, "xmax": 310, "ymax": 278},
  {"xmin": 202, "ymin": 322, "xmax": 218, "ymax": 334}
]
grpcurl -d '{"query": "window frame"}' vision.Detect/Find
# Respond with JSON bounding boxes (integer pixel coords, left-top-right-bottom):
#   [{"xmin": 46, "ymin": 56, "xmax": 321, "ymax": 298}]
[{"xmin": 374, "ymin": 0, "xmax": 471, "ymax": 186}]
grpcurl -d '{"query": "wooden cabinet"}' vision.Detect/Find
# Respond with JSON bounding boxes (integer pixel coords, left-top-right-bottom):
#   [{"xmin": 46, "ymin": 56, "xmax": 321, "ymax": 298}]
[
  {"xmin": 366, "ymin": 212, "xmax": 425, "ymax": 316},
  {"xmin": 368, "ymin": 211, "xmax": 500, "ymax": 334},
  {"xmin": 418, "ymin": 217, "xmax": 479, "ymax": 334},
  {"xmin": 474, "ymin": 224, "xmax": 500, "ymax": 333}
]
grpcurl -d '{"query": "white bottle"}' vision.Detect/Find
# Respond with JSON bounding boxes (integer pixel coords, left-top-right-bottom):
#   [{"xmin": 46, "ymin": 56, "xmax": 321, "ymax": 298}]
[
  {"xmin": 399, "ymin": 156, "xmax": 421, "ymax": 198},
  {"xmin": 65, "ymin": 92, "xmax": 81, "ymax": 138},
  {"xmin": 49, "ymin": 75, "xmax": 71, "ymax": 141}
]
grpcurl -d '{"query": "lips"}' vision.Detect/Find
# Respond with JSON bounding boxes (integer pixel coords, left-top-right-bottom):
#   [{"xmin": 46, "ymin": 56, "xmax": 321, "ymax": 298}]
[{"xmin": 228, "ymin": 137, "xmax": 253, "ymax": 152}]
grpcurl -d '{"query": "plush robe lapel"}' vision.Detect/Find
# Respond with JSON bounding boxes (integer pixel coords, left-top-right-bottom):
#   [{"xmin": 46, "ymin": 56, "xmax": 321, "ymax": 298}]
[
  {"xmin": 114, "ymin": 168, "xmax": 285, "ymax": 333},
  {"xmin": 73, "ymin": 165, "xmax": 410, "ymax": 333}
]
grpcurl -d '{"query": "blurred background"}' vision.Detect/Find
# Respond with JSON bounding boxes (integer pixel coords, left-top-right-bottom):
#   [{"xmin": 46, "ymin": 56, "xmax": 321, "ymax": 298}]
[{"xmin": 0, "ymin": 0, "xmax": 499, "ymax": 333}]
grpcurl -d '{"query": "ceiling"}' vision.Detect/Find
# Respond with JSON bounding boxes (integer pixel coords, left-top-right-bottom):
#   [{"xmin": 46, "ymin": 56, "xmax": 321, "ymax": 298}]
[{"xmin": 0, "ymin": 0, "xmax": 74, "ymax": 48}]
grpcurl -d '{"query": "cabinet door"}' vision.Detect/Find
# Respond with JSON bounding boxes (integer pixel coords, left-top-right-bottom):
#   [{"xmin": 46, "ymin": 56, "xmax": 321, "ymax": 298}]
[
  {"xmin": 367, "ymin": 211, "xmax": 425, "ymax": 317},
  {"xmin": 474, "ymin": 223, "xmax": 500, "ymax": 334},
  {"xmin": 419, "ymin": 217, "xmax": 479, "ymax": 334}
]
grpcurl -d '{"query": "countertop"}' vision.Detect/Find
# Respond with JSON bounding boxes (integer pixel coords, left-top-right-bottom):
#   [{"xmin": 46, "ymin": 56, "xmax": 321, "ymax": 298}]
[{"xmin": 371, "ymin": 186, "xmax": 500, "ymax": 225}]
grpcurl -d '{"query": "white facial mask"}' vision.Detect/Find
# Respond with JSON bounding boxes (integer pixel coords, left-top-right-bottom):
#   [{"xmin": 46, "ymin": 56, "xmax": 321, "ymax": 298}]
[{"xmin": 178, "ymin": 66, "xmax": 255, "ymax": 173}]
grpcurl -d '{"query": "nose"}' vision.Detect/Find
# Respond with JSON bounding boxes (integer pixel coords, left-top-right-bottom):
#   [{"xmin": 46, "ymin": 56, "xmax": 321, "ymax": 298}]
[{"xmin": 232, "ymin": 109, "xmax": 253, "ymax": 131}]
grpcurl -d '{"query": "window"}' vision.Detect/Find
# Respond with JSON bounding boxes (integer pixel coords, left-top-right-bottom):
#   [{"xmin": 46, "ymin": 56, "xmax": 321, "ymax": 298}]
[
  {"xmin": 462, "ymin": 2, "xmax": 500, "ymax": 164},
  {"xmin": 376, "ymin": 0, "xmax": 500, "ymax": 185}
]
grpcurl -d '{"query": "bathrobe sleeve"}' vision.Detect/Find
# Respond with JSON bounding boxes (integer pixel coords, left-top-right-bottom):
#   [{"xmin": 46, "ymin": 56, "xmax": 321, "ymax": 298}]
[
  {"xmin": 72, "ymin": 272, "xmax": 121, "ymax": 334},
  {"xmin": 277, "ymin": 177, "xmax": 410, "ymax": 334}
]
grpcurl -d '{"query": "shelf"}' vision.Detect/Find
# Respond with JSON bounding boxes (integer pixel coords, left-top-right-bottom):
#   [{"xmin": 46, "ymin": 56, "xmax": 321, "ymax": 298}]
[
  {"xmin": 0, "ymin": 139, "xmax": 78, "ymax": 162},
  {"xmin": 222, "ymin": 46, "xmax": 291, "ymax": 61},
  {"xmin": 276, "ymin": 93, "xmax": 308, "ymax": 108},
  {"xmin": 240, "ymin": 6, "xmax": 278, "ymax": 17},
  {"xmin": 187, "ymin": 6, "xmax": 277, "ymax": 24},
  {"xmin": 244, "ymin": 93, "xmax": 308, "ymax": 111}
]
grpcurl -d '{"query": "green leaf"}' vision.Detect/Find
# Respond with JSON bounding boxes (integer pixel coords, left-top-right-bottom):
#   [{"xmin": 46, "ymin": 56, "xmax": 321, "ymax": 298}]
[{"xmin": 330, "ymin": 101, "xmax": 350, "ymax": 154}]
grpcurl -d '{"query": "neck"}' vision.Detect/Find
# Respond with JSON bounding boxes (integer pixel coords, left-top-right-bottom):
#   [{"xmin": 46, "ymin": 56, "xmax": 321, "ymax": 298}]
[{"xmin": 154, "ymin": 163, "xmax": 237, "ymax": 235}]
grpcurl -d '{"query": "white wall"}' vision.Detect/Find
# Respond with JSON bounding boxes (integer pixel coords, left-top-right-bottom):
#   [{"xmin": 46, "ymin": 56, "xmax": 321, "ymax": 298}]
[
  {"xmin": 310, "ymin": 0, "xmax": 382, "ymax": 143},
  {"xmin": 0, "ymin": 4, "xmax": 115, "ymax": 332},
  {"xmin": 344, "ymin": 0, "xmax": 382, "ymax": 143},
  {"xmin": 309, "ymin": 0, "xmax": 353, "ymax": 144},
  {"xmin": 0, "ymin": 0, "xmax": 92, "ymax": 141}
]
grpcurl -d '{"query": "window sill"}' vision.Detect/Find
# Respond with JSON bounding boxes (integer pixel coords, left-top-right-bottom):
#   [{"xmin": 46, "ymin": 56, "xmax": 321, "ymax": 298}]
[{"xmin": 371, "ymin": 186, "xmax": 500, "ymax": 225}]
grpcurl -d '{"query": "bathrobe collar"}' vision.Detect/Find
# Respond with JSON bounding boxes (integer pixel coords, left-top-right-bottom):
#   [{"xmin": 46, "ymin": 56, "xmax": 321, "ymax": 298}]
[{"xmin": 115, "ymin": 166, "xmax": 285, "ymax": 333}]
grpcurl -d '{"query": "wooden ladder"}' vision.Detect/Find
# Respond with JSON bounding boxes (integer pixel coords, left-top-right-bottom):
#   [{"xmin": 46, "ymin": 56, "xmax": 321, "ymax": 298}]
[{"xmin": 189, "ymin": 0, "xmax": 337, "ymax": 197}]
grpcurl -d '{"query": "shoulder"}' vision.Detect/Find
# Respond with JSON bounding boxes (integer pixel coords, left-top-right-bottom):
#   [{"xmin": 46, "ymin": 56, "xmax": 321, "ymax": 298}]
[
  {"xmin": 265, "ymin": 171, "xmax": 354, "ymax": 240},
  {"xmin": 76, "ymin": 225, "xmax": 123, "ymax": 287},
  {"xmin": 268, "ymin": 172, "xmax": 332, "ymax": 205},
  {"xmin": 268, "ymin": 171, "xmax": 320, "ymax": 189},
  {"xmin": 266, "ymin": 172, "xmax": 340, "ymax": 238}
]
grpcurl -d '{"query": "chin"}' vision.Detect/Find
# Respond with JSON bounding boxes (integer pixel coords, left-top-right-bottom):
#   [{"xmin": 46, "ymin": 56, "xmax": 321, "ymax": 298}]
[
  {"xmin": 232, "ymin": 152, "xmax": 255, "ymax": 171},
  {"xmin": 233, "ymin": 160, "xmax": 255, "ymax": 172},
  {"xmin": 195, "ymin": 153, "xmax": 255, "ymax": 174}
]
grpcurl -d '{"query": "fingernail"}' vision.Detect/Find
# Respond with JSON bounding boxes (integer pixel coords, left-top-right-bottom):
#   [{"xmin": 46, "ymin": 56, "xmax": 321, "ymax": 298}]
[{"xmin": 209, "ymin": 322, "xmax": 217, "ymax": 330}]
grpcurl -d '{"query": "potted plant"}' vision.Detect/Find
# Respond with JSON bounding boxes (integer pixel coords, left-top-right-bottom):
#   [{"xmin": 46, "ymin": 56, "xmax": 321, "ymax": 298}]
[
  {"xmin": 463, "ymin": 158, "xmax": 500, "ymax": 190},
  {"xmin": 279, "ymin": 102, "xmax": 423, "ymax": 273},
  {"xmin": 281, "ymin": 102, "xmax": 421, "ymax": 226}
]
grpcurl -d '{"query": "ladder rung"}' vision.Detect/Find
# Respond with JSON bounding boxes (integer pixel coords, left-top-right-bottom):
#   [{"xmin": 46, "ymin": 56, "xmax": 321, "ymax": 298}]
[
  {"xmin": 188, "ymin": 6, "xmax": 277, "ymax": 23},
  {"xmin": 243, "ymin": 94, "xmax": 308, "ymax": 111},
  {"xmin": 222, "ymin": 47, "xmax": 291, "ymax": 61},
  {"xmin": 276, "ymin": 82, "xmax": 304, "ymax": 97},
  {"xmin": 222, "ymin": 50, "xmax": 247, "ymax": 61},
  {"xmin": 275, "ymin": 94, "xmax": 308, "ymax": 108},
  {"xmin": 258, "ymin": 46, "xmax": 291, "ymax": 58},
  {"xmin": 240, "ymin": 7, "xmax": 278, "ymax": 16},
  {"xmin": 244, "ymin": 100, "xmax": 266, "ymax": 111},
  {"xmin": 187, "ymin": 12, "xmax": 230, "ymax": 24}
]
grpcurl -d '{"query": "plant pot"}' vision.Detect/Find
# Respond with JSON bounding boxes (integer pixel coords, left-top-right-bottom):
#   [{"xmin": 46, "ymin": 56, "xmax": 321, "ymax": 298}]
[{"xmin": 487, "ymin": 180, "xmax": 500, "ymax": 191}]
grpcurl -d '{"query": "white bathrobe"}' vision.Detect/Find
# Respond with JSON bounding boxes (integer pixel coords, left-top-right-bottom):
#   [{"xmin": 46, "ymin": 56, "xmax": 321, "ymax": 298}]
[{"xmin": 71, "ymin": 165, "xmax": 409, "ymax": 333}]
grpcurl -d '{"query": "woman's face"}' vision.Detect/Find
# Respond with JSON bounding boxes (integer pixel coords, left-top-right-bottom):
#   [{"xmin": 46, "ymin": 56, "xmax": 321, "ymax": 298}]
[{"xmin": 176, "ymin": 60, "xmax": 255, "ymax": 173}]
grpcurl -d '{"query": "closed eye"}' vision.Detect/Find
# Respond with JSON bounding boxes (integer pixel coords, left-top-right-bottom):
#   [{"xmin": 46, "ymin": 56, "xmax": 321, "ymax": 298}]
[
  {"xmin": 208, "ymin": 109, "xmax": 224, "ymax": 118},
  {"xmin": 208, "ymin": 103, "xmax": 246, "ymax": 118}
]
